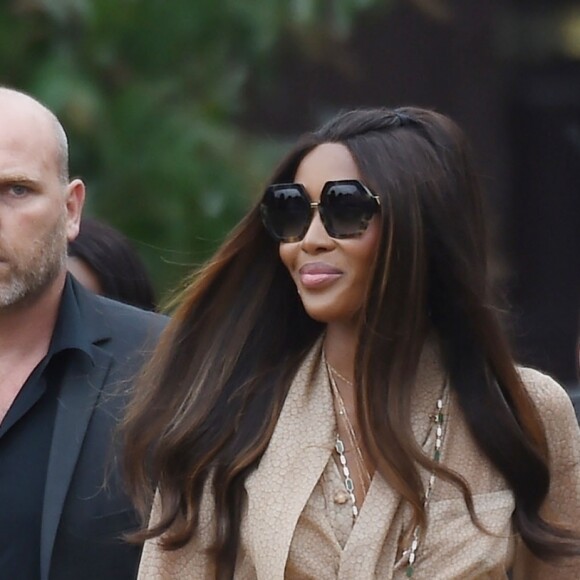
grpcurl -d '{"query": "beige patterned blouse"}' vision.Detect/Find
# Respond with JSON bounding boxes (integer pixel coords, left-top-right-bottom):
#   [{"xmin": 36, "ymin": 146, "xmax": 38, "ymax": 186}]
[{"xmin": 138, "ymin": 342, "xmax": 580, "ymax": 579}]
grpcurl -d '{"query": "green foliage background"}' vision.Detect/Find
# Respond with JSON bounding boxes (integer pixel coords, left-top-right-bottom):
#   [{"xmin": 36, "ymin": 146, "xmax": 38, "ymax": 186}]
[{"xmin": 0, "ymin": 0, "xmax": 388, "ymax": 297}]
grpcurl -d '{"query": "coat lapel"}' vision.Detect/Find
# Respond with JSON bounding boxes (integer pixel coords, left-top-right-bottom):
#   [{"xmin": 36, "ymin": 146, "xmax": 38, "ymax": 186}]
[
  {"xmin": 243, "ymin": 343, "xmax": 335, "ymax": 579},
  {"xmin": 40, "ymin": 283, "xmax": 113, "ymax": 580}
]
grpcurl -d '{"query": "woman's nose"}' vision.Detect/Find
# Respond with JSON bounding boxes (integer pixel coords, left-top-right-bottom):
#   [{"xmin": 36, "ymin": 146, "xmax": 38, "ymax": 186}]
[{"xmin": 299, "ymin": 209, "xmax": 334, "ymax": 253}]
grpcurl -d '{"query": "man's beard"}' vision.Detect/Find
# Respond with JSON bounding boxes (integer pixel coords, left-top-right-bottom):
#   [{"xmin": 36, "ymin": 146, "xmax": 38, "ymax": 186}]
[{"xmin": 0, "ymin": 213, "xmax": 68, "ymax": 309}]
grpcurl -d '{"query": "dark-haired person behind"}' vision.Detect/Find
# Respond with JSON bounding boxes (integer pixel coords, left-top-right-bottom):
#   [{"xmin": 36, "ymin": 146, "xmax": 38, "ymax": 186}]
[
  {"xmin": 123, "ymin": 107, "xmax": 580, "ymax": 578},
  {"xmin": 68, "ymin": 217, "xmax": 157, "ymax": 311}
]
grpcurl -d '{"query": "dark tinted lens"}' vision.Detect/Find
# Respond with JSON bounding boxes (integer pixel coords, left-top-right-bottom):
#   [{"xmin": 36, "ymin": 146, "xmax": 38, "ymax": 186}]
[
  {"xmin": 260, "ymin": 185, "xmax": 311, "ymax": 241},
  {"xmin": 321, "ymin": 181, "xmax": 378, "ymax": 238}
]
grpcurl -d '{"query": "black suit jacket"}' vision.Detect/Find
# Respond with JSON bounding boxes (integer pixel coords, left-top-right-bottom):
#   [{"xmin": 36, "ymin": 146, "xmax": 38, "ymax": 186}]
[{"xmin": 40, "ymin": 279, "xmax": 166, "ymax": 580}]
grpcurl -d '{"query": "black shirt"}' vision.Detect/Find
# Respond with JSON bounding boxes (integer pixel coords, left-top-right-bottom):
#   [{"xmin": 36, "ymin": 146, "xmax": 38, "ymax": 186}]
[{"xmin": 0, "ymin": 278, "xmax": 93, "ymax": 580}]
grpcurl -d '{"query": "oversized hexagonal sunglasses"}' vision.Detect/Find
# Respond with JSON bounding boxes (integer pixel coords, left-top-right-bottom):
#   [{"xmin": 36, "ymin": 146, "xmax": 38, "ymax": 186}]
[{"xmin": 260, "ymin": 179, "xmax": 381, "ymax": 243}]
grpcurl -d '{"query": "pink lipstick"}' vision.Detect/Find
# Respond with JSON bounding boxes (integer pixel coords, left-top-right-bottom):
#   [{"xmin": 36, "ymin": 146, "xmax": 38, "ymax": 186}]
[{"xmin": 298, "ymin": 262, "xmax": 342, "ymax": 288}]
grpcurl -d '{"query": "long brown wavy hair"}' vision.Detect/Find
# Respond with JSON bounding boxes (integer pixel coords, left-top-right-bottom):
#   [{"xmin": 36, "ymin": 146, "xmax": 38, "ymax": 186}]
[{"xmin": 122, "ymin": 107, "xmax": 579, "ymax": 578}]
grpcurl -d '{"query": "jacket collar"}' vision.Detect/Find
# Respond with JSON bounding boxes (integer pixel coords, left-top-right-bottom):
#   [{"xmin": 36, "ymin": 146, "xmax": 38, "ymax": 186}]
[
  {"xmin": 40, "ymin": 278, "xmax": 115, "ymax": 580},
  {"xmin": 48, "ymin": 275, "xmax": 96, "ymax": 361}
]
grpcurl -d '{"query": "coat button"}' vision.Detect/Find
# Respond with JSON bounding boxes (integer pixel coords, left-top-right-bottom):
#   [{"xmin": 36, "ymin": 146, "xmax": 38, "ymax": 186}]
[{"xmin": 334, "ymin": 490, "xmax": 349, "ymax": 504}]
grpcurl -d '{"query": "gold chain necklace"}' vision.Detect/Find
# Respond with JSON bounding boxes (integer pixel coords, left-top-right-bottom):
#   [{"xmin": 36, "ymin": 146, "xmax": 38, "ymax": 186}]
[
  {"xmin": 328, "ymin": 369, "xmax": 372, "ymax": 486},
  {"xmin": 323, "ymin": 349, "xmax": 448, "ymax": 575},
  {"xmin": 327, "ymin": 362, "xmax": 353, "ymax": 387},
  {"xmin": 403, "ymin": 386, "xmax": 448, "ymax": 577},
  {"xmin": 324, "ymin": 356, "xmax": 371, "ymax": 518}
]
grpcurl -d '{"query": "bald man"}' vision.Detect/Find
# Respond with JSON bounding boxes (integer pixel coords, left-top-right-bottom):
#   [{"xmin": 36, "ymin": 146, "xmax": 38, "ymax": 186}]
[{"xmin": 0, "ymin": 88, "xmax": 166, "ymax": 580}]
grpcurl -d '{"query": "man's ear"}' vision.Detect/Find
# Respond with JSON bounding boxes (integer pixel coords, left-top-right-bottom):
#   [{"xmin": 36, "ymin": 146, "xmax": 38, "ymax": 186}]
[{"xmin": 65, "ymin": 178, "xmax": 85, "ymax": 242}]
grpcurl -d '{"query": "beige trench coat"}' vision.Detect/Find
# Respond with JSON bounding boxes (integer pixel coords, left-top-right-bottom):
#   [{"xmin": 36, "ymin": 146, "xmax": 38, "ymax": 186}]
[{"xmin": 138, "ymin": 343, "xmax": 580, "ymax": 579}]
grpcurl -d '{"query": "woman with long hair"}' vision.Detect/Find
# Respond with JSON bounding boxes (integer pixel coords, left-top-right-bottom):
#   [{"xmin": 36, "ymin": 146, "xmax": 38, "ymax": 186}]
[{"xmin": 123, "ymin": 107, "xmax": 580, "ymax": 578}]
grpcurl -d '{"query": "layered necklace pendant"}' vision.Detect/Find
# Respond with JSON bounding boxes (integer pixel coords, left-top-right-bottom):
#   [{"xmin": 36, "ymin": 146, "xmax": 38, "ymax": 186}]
[
  {"xmin": 334, "ymin": 434, "xmax": 359, "ymax": 518},
  {"xmin": 325, "ymin": 351, "xmax": 448, "ymax": 575},
  {"xmin": 326, "ymin": 359, "xmax": 371, "ymax": 520}
]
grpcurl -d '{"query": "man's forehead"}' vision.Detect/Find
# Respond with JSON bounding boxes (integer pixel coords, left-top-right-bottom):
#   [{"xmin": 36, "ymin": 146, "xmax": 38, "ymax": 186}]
[
  {"xmin": 0, "ymin": 95, "xmax": 61, "ymax": 175},
  {"xmin": 0, "ymin": 93, "xmax": 54, "ymax": 129}
]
